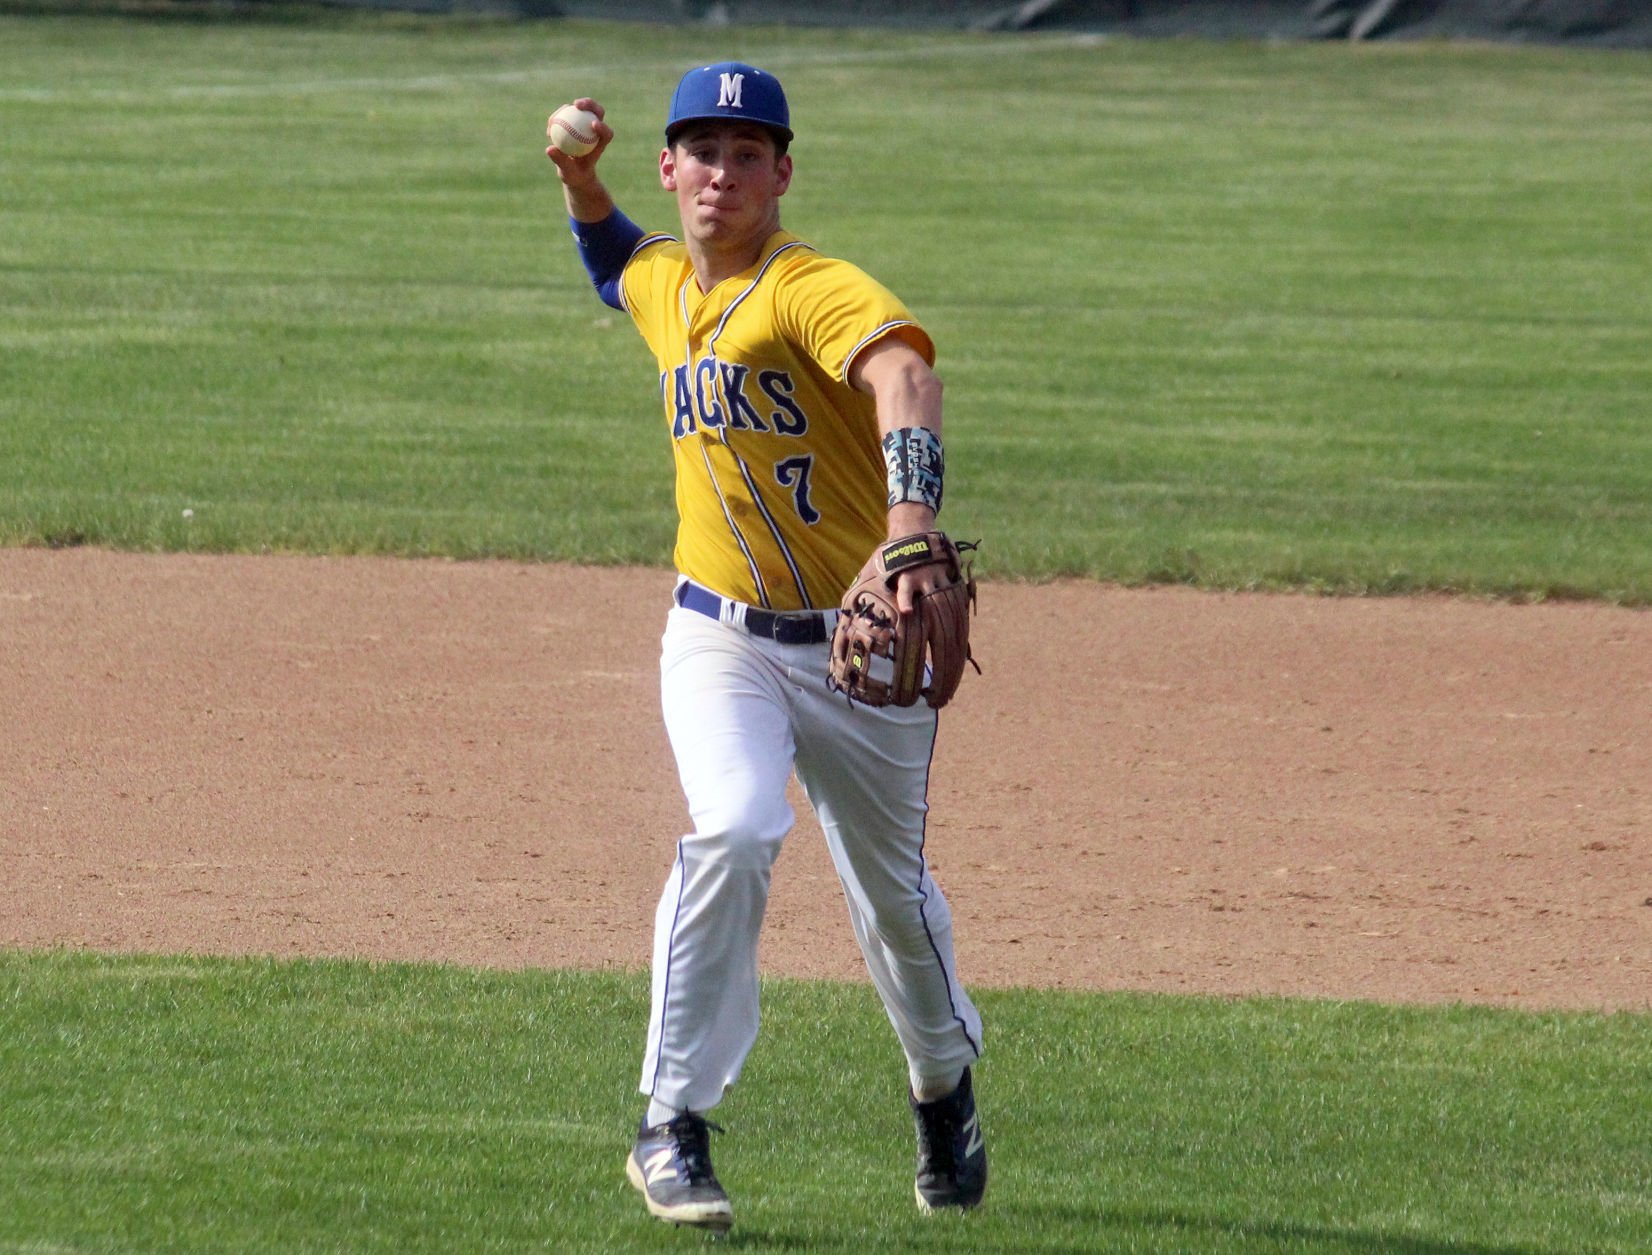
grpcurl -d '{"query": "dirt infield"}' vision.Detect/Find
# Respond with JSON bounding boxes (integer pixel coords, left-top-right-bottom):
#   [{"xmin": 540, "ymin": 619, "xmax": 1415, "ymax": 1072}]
[{"xmin": 2, "ymin": 548, "xmax": 1647, "ymax": 1012}]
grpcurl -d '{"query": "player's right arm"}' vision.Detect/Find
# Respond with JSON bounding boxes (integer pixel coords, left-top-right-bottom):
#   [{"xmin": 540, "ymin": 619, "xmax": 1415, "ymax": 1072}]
[{"xmin": 546, "ymin": 97, "xmax": 644, "ymax": 311}]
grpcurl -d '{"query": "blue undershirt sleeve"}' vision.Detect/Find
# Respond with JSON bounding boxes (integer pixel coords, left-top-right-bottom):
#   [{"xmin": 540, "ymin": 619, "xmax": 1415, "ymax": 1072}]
[{"xmin": 571, "ymin": 209, "xmax": 646, "ymax": 311}]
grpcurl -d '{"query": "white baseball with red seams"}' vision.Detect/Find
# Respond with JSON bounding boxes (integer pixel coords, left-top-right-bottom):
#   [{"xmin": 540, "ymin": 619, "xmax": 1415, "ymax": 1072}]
[{"xmin": 547, "ymin": 104, "xmax": 600, "ymax": 156}]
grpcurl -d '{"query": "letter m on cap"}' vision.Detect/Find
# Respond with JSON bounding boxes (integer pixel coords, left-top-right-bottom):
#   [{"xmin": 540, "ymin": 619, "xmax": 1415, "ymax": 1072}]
[{"xmin": 718, "ymin": 72, "xmax": 745, "ymax": 109}]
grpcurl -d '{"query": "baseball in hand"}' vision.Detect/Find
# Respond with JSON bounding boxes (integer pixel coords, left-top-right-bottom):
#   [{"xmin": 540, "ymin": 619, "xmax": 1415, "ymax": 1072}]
[{"xmin": 547, "ymin": 104, "xmax": 600, "ymax": 157}]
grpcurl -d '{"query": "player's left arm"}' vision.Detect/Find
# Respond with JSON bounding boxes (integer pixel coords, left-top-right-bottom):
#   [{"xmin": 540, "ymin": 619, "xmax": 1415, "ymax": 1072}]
[{"xmin": 849, "ymin": 336, "xmax": 949, "ymax": 613}]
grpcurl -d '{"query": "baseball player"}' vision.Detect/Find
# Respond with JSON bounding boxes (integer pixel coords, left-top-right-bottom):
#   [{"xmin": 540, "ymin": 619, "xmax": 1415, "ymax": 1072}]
[{"xmin": 545, "ymin": 62, "xmax": 985, "ymax": 1233}]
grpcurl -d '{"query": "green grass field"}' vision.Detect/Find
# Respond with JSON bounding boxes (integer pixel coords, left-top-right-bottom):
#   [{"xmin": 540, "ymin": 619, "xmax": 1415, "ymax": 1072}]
[
  {"xmin": 2, "ymin": 11, "xmax": 1650, "ymax": 597},
  {"xmin": 3, "ymin": 952, "xmax": 1649, "ymax": 1253},
  {"xmin": 4, "ymin": 11, "xmax": 1651, "ymax": 1252}
]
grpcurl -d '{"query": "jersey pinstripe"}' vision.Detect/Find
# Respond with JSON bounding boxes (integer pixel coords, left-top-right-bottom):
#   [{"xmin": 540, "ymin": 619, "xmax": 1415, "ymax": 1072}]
[{"xmin": 621, "ymin": 229, "xmax": 934, "ymax": 611}]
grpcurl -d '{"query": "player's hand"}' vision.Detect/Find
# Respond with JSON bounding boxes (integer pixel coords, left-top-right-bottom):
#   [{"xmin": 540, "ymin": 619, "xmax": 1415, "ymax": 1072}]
[
  {"xmin": 845, "ymin": 546, "xmax": 925, "ymax": 618},
  {"xmin": 545, "ymin": 97, "xmax": 614, "ymax": 183},
  {"xmin": 885, "ymin": 504, "xmax": 938, "ymax": 615},
  {"xmin": 893, "ymin": 564, "xmax": 946, "ymax": 617}
]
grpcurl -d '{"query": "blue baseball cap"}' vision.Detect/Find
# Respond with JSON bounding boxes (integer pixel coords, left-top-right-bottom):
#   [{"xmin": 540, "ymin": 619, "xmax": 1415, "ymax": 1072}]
[{"xmin": 665, "ymin": 61, "xmax": 792, "ymax": 144}]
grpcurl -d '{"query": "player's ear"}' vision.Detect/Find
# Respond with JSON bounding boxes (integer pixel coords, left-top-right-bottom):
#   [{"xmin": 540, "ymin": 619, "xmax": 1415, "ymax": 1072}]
[
  {"xmin": 774, "ymin": 152, "xmax": 793, "ymax": 197},
  {"xmin": 659, "ymin": 146, "xmax": 678, "ymax": 192}
]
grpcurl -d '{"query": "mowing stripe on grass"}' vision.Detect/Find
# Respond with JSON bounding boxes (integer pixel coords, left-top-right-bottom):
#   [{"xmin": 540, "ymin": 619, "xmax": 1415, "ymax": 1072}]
[{"xmin": 0, "ymin": 30, "xmax": 1103, "ymax": 104}]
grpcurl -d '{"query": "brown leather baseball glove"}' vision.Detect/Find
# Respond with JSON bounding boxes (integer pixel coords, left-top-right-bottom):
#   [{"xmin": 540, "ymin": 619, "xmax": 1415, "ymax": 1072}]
[{"xmin": 828, "ymin": 531, "xmax": 979, "ymax": 709}]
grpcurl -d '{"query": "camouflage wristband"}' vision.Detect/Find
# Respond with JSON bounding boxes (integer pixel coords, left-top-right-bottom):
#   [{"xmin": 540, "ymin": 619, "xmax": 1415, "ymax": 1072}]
[{"xmin": 882, "ymin": 426, "xmax": 944, "ymax": 514}]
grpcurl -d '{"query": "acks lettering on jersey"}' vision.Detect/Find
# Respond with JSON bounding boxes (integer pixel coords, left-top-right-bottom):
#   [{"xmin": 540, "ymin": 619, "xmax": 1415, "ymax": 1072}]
[{"xmin": 663, "ymin": 359, "xmax": 811, "ymax": 441}]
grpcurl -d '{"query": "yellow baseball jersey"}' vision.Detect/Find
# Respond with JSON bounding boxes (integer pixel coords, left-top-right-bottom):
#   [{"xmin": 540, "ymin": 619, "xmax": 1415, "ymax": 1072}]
[{"xmin": 620, "ymin": 229, "xmax": 934, "ymax": 611}]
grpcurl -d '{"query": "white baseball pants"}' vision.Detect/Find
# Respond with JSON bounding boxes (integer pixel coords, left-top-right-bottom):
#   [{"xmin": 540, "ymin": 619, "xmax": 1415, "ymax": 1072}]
[{"xmin": 641, "ymin": 597, "xmax": 983, "ymax": 1115}]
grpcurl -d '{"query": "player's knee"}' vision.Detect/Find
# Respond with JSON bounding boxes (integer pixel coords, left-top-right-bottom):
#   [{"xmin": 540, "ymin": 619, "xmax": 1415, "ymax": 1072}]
[{"xmin": 682, "ymin": 798, "xmax": 792, "ymax": 868}]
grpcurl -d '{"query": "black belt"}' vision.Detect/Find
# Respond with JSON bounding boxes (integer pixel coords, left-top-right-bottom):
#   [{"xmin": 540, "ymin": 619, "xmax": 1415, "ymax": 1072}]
[{"xmin": 674, "ymin": 581, "xmax": 832, "ymax": 646}]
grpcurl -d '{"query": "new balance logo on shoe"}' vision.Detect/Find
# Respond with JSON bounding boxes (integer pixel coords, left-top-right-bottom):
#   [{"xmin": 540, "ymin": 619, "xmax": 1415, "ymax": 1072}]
[
  {"xmin": 643, "ymin": 1148, "xmax": 677, "ymax": 1187},
  {"xmin": 963, "ymin": 1113, "xmax": 984, "ymax": 1159}
]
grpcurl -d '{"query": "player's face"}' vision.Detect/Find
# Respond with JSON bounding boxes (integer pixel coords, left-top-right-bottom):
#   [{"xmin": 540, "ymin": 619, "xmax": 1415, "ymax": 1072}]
[{"xmin": 661, "ymin": 123, "xmax": 792, "ymax": 259}]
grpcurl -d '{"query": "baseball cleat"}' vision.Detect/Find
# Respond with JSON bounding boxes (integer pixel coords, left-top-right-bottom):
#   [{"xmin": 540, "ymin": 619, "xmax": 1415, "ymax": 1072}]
[
  {"xmin": 910, "ymin": 1067, "xmax": 988, "ymax": 1213},
  {"xmin": 625, "ymin": 1111, "xmax": 734, "ymax": 1232}
]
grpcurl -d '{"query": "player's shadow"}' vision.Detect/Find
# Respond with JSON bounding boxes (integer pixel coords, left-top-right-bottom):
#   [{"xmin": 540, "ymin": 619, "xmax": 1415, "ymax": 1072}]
[{"xmin": 732, "ymin": 1202, "xmax": 1550, "ymax": 1253}]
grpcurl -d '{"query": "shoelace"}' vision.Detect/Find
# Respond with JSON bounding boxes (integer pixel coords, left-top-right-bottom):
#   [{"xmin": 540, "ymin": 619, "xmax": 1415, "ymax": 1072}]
[
  {"xmin": 665, "ymin": 1113, "xmax": 725, "ymax": 1183},
  {"xmin": 915, "ymin": 1101, "xmax": 959, "ymax": 1174}
]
